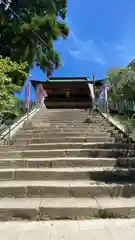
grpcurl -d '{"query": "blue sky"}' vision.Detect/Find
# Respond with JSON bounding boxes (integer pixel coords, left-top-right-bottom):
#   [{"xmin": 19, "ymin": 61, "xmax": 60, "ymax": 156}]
[
  {"xmin": 18, "ymin": 0, "xmax": 135, "ymax": 99},
  {"xmin": 33, "ymin": 0, "xmax": 135, "ymax": 81}
]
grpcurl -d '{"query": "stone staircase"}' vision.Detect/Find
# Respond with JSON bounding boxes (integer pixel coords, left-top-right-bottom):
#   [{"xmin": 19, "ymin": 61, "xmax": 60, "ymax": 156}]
[{"xmin": 0, "ymin": 108, "xmax": 135, "ymax": 220}]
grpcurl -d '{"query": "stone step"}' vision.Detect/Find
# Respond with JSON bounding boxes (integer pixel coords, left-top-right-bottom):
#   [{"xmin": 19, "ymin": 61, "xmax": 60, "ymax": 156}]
[
  {"xmin": 27, "ymin": 142, "xmax": 134, "ymax": 150},
  {"xmin": 1, "ymin": 157, "xmax": 135, "ymax": 169},
  {"xmin": 34, "ymin": 112, "xmax": 91, "ymax": 116},
  {"xmin": 49, "ymin": 118, "xmax": 110, "ymax": 122},
  {"xmin": 0, "ymin": 157, "xmax": 116, "ymax": 168},
  {"xmin": 0, "ymin": 197, "xmax": 135, "ymax": 220},
  {"xmin": 33, "ymin": 118, "xmax": 109, "ymax": 122},
  {"xmin": 0, "ymin": 146, "xmax": 13, "ymax": 150},
  {"xmin": 0, "ymin": 107, "xmax": 132, "ymax": 221},
  {"xmin": 26, "ymin": 119, "xmax": 109, "ymax": 123},
  {"xmin": 1, "ymin": 148, "xmax": 135, "ymax": 158},
  {"xmin": 28, "ymin": 117, "xmax": 109, "ymax": 122},
  {"xmin": 35, "ymin": 111, "xmax": 90, "ymax": 115},
  {"xmin": 19, "ymin": 127, "xmax": 115, "ymax": 134},
  {"xmin": 16, "ymin": 136, "xmax": 114, "ymax": 144},
  {"xmin": 35, "ymin": 115, "xmax": 99, "ymax": 119},
  {"xmin": 21, "ymin": 127, "xmax": 114, "ymax": 133},
  {"xmin": 32, "ymin": 118, "xmax": 106, "ymax": 124},
  {"xmin": 0, "ymin": 180, "xmax": 135, "ymax": 198},
  {"xmin": 31, "ymin": 117, "xmax": 105, "ymax": 123},
  {"xmin": 17, "ymin": 132, "xmax": 111, "ymax": 138},
  {"xmin": 39, "ymin": 114, "xmax": 104, "ymax": 117},
  {"xmin": 32, "ymin": 119, "xmax": 109, "ymax": 125},
  {"xmin": 34, "ymin": 111, "xmax": 97, "ymax": 115},
  {"xmin": 0, "ymin": 167, "xmax": 135, "ymax": 181},
  {"xmin": 24, "ymin": 122, "xmax": 114, "ymax": 130}
]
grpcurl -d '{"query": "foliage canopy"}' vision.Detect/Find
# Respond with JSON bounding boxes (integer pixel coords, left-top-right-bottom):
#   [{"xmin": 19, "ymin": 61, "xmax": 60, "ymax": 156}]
[
  {"xmin": 0, "ymin": 0, "xmax": 69, "ymax": 76},
  {"xmin": 107, "ymin": 60, "xmax": 135, "ymax": 101},
  {"xmin": 0, "ymin": 56, "xmax": 28, "ymax": 116}
]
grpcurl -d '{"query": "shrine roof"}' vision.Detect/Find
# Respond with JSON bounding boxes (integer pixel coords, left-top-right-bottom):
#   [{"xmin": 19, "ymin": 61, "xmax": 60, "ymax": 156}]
[{"xmin": 30, "ymin": 77, "xmax": 105, "ymax": 86}]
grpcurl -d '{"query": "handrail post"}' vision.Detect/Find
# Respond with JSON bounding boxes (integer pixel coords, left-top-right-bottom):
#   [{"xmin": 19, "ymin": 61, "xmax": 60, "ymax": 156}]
[
  {"xmin": 92, "ymin": 73, "xmax": 96, "ymax": 111},
  {"xmin": 106, "ymin": 99, "xmax": 109, "ymax": 120},
  {"xmin": 27, "ymin": 108, "xmax": 29, "ymax": 120},
  {"xmin": 8, "ymin": 125, "xmax": 11, "ymax": 145}
]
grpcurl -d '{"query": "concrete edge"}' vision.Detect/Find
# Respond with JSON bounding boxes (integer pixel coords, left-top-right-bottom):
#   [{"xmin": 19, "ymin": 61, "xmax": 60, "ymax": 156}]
[
  {"xmin": 0, "ymin": 107, "xmax": 40, "ymax": 141},
  {"xmin": 101, "ymin": 112, "xmax": 135, "ymax": 142}
]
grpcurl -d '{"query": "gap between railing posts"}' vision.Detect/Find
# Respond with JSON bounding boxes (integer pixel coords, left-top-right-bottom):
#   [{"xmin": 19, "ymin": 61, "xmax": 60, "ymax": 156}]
[
  {"xmin": 108, "ymin": 98, "xmax": 135, "ymax": 141},
  {"xmin": 0, "ymin": 101, "xmax": 38, "ymax": 145}
]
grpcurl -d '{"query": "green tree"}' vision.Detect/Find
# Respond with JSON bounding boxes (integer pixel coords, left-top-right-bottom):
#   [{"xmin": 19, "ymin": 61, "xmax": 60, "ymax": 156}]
[
  {"xmin": 0, "ymin": 0, "xmax": 69, "ymax": 77},
  {"xmin": 107, "ymin": 62, "xmax": 135, "ymax": 101},
  {"xmin": 0, "ymin": 56, "xmax": 28, "ymax": 116}
]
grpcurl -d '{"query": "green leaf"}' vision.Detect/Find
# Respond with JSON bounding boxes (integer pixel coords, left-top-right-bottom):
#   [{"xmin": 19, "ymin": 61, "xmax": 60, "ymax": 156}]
[
  {"xmin": 0, "ymin": 0, "xmax": 69, "ymax": 74},
  {"xmin": 0, "ymin": 57, "xmax": 27, "ymax": 116}
]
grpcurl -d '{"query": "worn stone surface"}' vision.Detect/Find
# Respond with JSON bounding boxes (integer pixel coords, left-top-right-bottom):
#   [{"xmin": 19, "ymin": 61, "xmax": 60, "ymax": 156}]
[
  {"xmin": 0, "ymin": 220, "xmax": 135, "ymax": 239},
  {"xmin": 0, "ymin": 109, "xmax": 134, "ymax": 221}
]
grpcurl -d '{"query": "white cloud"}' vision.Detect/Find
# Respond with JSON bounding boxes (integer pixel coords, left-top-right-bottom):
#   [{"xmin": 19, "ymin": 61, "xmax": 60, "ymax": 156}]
[
  {"xmin": 94, "ymin": 56, "xmax": 106, "ymax": 66},
  {"xmin": 67, "ymin": 25, "xmax": 135, "ymax": 68},
  {"xmin": 69, "ymin": 30, "xmax": 106, "ymax": 65},
  {"xmin": 113, "ymin": 37, "xmax": 135, "ymax": 65}
]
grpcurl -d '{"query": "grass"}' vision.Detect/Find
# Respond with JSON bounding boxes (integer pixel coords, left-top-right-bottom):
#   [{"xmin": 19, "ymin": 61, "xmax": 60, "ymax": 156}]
[{"xmin": 110, "ymin": 113, "xmax": 129, "ymax": 126}]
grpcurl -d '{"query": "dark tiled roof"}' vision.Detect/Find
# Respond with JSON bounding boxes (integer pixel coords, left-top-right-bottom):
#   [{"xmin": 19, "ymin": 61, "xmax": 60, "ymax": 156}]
[{"xmin": 31, "ymin": 77, "xmax": 105, "ymax": 86}]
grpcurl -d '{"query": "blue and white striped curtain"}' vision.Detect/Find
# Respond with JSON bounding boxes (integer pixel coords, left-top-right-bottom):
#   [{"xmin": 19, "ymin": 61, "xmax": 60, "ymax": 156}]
[
  {"xmin": 88, "ymin": 83, "xmax": 95, "ymax": 102},
  {"xmin": 97, "ymin": 84, "xmax": 108, "ymax": 113}
]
